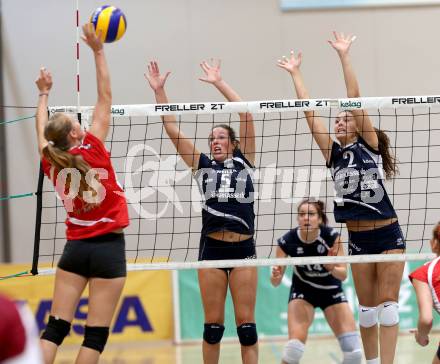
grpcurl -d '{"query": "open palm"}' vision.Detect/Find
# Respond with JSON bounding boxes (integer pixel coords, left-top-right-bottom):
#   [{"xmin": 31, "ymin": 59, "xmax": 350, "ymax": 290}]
[
  {"xmin": 199, "ymin": 59, "xmax": 222, "ymax": 84},
  {"xmin": 328, "ymin": 31, "xmax": 356, "ymax": 56},
  {"xmin": 144, "ymin": 61, "xmax": 170, "ymax": 91},
  {"xmin": 277, "ymin": 50, "xmax": 302, "ymax": 73}
]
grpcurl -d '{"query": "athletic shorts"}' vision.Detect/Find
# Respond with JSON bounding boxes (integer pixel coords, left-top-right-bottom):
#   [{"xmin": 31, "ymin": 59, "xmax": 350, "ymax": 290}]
[
  {"xmin": 198, "ymin": 236, "xmax": 256, "ymax": 273},
  {"xmin": 348, "ymin": 221, "xmax": 405, "ymax": 255},
  {"xmin": 288, "ymin": 280, "xmax": 347, "ymax": 310},
  {"xmin": 58, "ymin": 232, "xmax": 126, "ymax": 278}
]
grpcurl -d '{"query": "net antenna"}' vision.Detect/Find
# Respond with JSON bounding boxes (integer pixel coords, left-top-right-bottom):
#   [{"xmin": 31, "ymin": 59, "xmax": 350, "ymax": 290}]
[
  {"xmin": 75, "ymin": 0, "xmax": 81, "ymax": 124},
  {"xmin": 33, "ymin": 96, "xmax": 440, "ymax": 275}
]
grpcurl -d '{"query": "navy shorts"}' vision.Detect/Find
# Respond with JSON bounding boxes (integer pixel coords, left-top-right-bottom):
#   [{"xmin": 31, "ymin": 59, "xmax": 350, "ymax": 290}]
[
  {"xmin": 348, "ymin": 221, "xmax": 405, "ymax": 255},
  {"xmin": 289, "ymin": 280, "xmax": 347, "ymax": 310},
  {"xmin": 198, "ymin": 236, "xmax": 256, "ymax": 273},
  {"xmin": 58, "ymin": 232, "xmax": 126, "ymax": 278}
]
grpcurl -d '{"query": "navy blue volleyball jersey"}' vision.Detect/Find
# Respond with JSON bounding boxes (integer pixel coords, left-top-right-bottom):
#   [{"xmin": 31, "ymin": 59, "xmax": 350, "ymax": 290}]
[
  {"xmin": 326, "ymin": 136, "xmax": 397, "ymax": 223},
  {"xmin": 195, "ymin": 149, "xmax": 255, "ymax": 237},
  {"xmin": 277, "ymin": 225, "xmax": 342, "ymax": 289}
]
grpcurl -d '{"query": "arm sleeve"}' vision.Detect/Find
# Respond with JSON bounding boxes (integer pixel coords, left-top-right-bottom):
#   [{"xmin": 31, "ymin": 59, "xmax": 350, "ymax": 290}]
[
  {"xmin": 277, "ymin": 231, "xmax": 294, "ymax": 256},
  {"xmin": 409, "ymin": 263, "xmax": 428, "ymax": 283},
  {"xmin": 234, "ymin": 149, "xmax": 255, "ymax": 168},
  {"xmin": 83, "ymin": 131, "xmax": 110, "ymax": 157},
  {"xmin": 357, "ymin": 134, "xmax": 380, "ymax": 155},
  {"xmin": 197, "ymin": 153, "xmax": 212, "ymax": 170},
  {"xmin": 323, "ymin": 226, "xmax": 340, "ymax": 247}
]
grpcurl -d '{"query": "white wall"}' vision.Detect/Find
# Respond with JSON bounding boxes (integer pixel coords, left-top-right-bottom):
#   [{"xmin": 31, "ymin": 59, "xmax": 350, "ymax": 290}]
[{"xmin": 2, "ymin": 0, "xmax": 440, "ymax": 262}]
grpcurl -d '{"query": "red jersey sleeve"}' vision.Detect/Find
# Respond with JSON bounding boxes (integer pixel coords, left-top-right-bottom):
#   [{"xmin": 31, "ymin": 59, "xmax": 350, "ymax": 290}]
[
  {"xmin": 409, "ymin": 263, "xmax": 429, "ymax": 283},
  {"xmin": 82, "ymin": 132, "xmax": 109, "ymax": 155}
]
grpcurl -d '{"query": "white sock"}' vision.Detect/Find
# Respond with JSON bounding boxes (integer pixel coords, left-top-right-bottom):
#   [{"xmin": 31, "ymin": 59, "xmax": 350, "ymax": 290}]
[{"xmin": 366, "ymin": 358, "xmax": 379, "ymax": 364}]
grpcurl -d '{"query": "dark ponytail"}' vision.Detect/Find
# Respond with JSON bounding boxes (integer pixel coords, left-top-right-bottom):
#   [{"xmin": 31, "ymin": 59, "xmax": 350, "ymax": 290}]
[
  {"xmin": 375, "ymin": 128, "xmax": 398, "ymax": 179},
  {"xmin": 433, "ymin": 222, "xmax": 440, "ymax": 242}
]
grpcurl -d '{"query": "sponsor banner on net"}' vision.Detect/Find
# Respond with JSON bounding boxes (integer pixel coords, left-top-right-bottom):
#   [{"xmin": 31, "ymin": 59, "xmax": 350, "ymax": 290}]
[{"xmin": 50, "ymin": 95, "xmax": 440, "ymax": 117}]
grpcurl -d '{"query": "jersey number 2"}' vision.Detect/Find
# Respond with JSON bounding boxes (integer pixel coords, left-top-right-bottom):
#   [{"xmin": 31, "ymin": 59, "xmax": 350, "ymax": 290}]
[{"xmin": 343, "ymin": 150, "xmax": 356, "ymax": 167}]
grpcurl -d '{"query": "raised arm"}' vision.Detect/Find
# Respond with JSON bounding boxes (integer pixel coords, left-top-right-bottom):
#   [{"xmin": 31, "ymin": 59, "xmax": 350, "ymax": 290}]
[
  {"xmin": 329, "ymin": 31, "xmax": 378, "ymax": 150},
  {"xmin": 35, "ymin": 67, "xmax": 53, "ymax": 156},
  {"xmin": 277, "ymin": 51, "xmax": 333, "ymax": 164},
  {"xmin": 323, "ymin": 236, "xmax": 347, "ymax": 281},
  {"xmin": 199, "ymin": 59, "xmax": 255, "ymax": 165},
  {"xmin": 145, "ymin": 61, "xmax": 200, "ymax": 170},
  {"xmin": 82, "ymin": 23, "xmax": 112, "ymax": 142},
  {"xmin": 270, "ymin": 246, "xmax": 287, "ymax": 287},
  {"xmin": 412, "ymin": 279, "xmax": 433, "ymax": 347}
]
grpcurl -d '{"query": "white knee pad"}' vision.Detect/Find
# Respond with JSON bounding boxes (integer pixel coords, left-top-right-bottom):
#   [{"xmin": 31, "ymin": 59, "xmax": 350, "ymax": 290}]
[
  {"xmin": 337, "ymin": 332, "xmax": 362, "ymax": 364},
  {"xmin": 358, "ymin": 305, "xmax": 377, "ymax": 328},
  {"xmin": 282, "ymin": 339, "xmax": 305, "ymax": 364},
  {"xmin": 377, "ymin": 301, "xmax": 399, "ymax": 326}
]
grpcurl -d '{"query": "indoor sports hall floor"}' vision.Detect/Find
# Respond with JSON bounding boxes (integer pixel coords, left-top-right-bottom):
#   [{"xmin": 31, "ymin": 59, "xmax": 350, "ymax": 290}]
[{"xmin": 55, "ymin": 333, "xmax": 440, "ymax": 363}]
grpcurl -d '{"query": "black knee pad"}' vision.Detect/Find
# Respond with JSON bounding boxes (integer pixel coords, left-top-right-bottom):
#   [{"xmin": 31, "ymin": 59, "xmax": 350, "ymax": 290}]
[
  {"xmin": 437, "ymin": 344, "xmax": 440, "ymax": 360},
  {"xmin": 41, "ymin": 315, "xmax": 71, "ymax": 346},
  {"xmin": 82, "ymin": 326, "xmax": 110, "ymax": 353},
  {"xmin": 203, "ymin": 323, "xmax": 225, "ymax": 345},
  {"xmin": 236, "ymin": 323, "xmax": 258, "ymax": 346}
]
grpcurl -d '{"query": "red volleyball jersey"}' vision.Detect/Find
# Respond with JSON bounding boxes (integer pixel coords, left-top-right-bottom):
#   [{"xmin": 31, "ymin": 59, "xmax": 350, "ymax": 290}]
[
  {"xmin": 42, "ymin": 132, "xmax": 129, "ymax": 240},
  {"xmin": 409, "ymin": 256, "xmax": 440, "ymax": 314}
]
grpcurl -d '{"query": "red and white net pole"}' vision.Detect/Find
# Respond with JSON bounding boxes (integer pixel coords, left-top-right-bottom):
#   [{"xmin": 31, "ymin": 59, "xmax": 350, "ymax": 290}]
[{"xmin": 75, "ymin": 0, "xmax": 81, "ymax": 123}]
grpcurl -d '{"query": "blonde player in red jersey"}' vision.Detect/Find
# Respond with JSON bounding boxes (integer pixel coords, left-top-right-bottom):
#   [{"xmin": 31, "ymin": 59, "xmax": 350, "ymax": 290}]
[
  {"xmin": 35, "ymin": 24, "xmax": 129, "ymax": 364},
  {"xmin": 409, "ymin": 222, "xmax": 440, "ymax": 364}
]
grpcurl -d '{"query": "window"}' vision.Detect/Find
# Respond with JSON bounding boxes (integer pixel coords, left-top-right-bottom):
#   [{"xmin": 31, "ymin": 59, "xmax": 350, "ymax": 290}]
[{"xmin": 280, "ymin": 0, "xmax": 440, "ymax": 10}]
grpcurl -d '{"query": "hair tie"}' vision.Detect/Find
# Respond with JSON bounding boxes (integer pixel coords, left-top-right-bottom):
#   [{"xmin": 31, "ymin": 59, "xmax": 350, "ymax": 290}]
[{"xmin": 48, "ymin": 140, "xmax": 55, "ymax": 146}]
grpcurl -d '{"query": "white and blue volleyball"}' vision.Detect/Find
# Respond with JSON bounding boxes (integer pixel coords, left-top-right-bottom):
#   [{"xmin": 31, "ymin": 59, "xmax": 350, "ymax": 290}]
[{"xmin": 90, "ymin": 5, "xmax": 127, "ymax": 43}]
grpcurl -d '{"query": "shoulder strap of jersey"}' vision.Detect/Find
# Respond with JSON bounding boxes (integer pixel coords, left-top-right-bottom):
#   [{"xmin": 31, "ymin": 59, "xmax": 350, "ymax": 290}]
[
  {"xmin": 357, "ymin": 134, "xmax": 380, "ymax": 155},
  {"xmin": 197, "ymin": 152, "xmax": 212, "ymax": 170},
  {"xmin": 233, "ymin": 149, "xmax": 254, "ymax": 168}
]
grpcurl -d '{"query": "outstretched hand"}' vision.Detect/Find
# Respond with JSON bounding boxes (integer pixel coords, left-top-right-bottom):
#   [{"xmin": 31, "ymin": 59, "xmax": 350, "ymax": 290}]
[
  {"xmin": 328, "ymin": 31, "xmax": 356, "ymax": 57},
  {"xmin": 35, "ymin": 67, "xmax": 53, "ymax": 93},
  {"xmin": 199, "ymin": 59, "xmax": 222, "ymax": 85},
  {"xmin": 144, "ymin": 61, "xmax": 171, "ymax": 92},
  {"xmin": 81, "ymin": 23, "xmax": 103, "ymax": 52},
  {"xmin": 276, "ymin": 50, "xmax": 302, "ymax": 74}
]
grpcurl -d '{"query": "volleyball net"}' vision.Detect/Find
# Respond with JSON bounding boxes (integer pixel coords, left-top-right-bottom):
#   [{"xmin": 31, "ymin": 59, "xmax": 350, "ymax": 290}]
[{"xmin": 32, "ymin": 95, "xmax": 440, "ymax": 274}]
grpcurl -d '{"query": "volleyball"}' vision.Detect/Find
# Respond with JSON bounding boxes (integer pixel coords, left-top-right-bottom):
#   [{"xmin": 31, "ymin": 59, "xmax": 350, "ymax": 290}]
[{"xmin": 90, "ymin": 5, "xmax": 127, "ymax": 43}]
